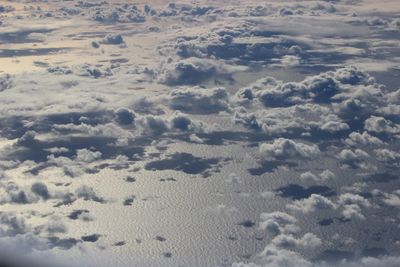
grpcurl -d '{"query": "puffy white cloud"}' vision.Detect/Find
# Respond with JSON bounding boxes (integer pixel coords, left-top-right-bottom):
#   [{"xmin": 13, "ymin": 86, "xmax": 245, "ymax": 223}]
[
  {"xmin": 168, "ymin": 87, "xmax": 229, "ymax": 114},
  {"xmin": 75, "ymin": 149, "xmax": 102, "ymax": 163},
  {"xmin": 338, "ymin": 193, "xmax": 371, "ymax": 220},
  {"xmin": 233, "ymin": 253, "xmax": 400, "ymax": 267},
  {"xmin": 287, "ymin": 194, "xmax": 336, "ymax": 213},
  {"xmin": 92, "ymin": 4, "xmax": 146, "ymax": 23},
  {"xmin": 364, "ymin": 116, "xmax": 400, "ymax": 134},
  {"xmin": 382, "ymin": 190, "xmax": 400, "ymax": 208},
  {"xmin": 271, "ymin": 232, "xmax": 322, "ymax": 250},
  {"xmin": 344, "ymin": 131, "xmax": 384, "ymax": 147},
  {"xmin": 374, "ymin": 149, "xmax": 400, "ymax": 166},
  {"xmin": 300, "ymin": 170, "xmax": 335, "ymax": 182},
  {"xmin": 258, "ymin": 67, "xmax": 374, "ymax": 108},
  {"xmin": 259, "ymin": 212, "xmax": 299, "ymax": 236},
  {"xmin": 319, "ymin": 170, "xmax": 336, "ymax": 180},
  {"xmin": 136, "ymin": 115, "xmax": 169, "ymax": 135},
  {"xmin": 159, "ymin": 57, "xmax": 246, "ymax": 85},
  {"xmin": 320, "ymin": 120, "xmax": 350, "ymax": 133},
  {"xmin": 338, "ymin": 148, "xmax": 370, "ymax": 168},
  {"xmin": 260, "ymin": 138, "xmax": 320, "ymax": 160}
]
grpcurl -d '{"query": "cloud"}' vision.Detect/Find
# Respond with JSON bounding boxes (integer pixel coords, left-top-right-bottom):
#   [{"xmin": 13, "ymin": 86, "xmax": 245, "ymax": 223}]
[
  {"xmin": 300, "ymin": 170, "xmax": 335, "ymax": 182},
  {"xmin": 259, "ymin": 138, "xmax": 320, "ymax": 160},
  {"xmin": 338, "ymin": 148, "xmax": 371, "ymax": 169},
  {"xmin": 75, "ymin": 149, "xmax": 102, "ymax": 163},
  {"xmin": 136, "ymin": 115, "xmax": 169, "ymax": 135},
  {"xmin": 259, "ymin": 212, "xmax": 299, "ymax": 236},
  {"xmin": 287, "ymin": 194, "xmax": 336, "ymax": 213},
  {"xmin": 159, "ymin": 58, "xmax": 246, "ymax": 85},
  {"xmin": 0, "ymin": 74, "xmax": 13, "ymax": 91},
  {"xmin": 271, "ymin": 232, "xmax": 322, "ymax": 250},
  {"xmin": 145, "ymin": 152, "xmax": 221, "ymax": 176},
  {"xmin": 92, "ymin": 4, "xmax": 146, "ymax": 23},
  {"xmin": 364, "ymin": 116, "xmax": 400, "ymax": 134},
  {"xmin": 168, "ymin": 87, "xmax": 229, "ymax": 114},
  {"xmin": 74, "ymin": 185, "xmax": 105, "ymax": 203},
  {"xmin": 30, "ymin": 182, "xmax": 50, "ymax": 200},
  {"xmin": 114, "ymin": 107, "xmax": 136, "ymax": 125},
  {"xmin": 100, "ymin": 34, "xmax": 125, "ymax": 45},
  {"xmin": 374, "ymin": 149, "xmax": 400, "ymax": 167},
  {"xmin": 338, "ymin": 193, "xmax": 371, "ymax": 220},
  {"xmin": 344, "ymin": 131, "xmax": 384, "ymax": 147},
  {"xmin": 381, "ymin": 190, "xmax": 400, "ymax": 208}
]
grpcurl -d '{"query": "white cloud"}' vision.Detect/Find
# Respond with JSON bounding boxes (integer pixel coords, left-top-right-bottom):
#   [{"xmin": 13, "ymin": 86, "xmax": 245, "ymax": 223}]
[
  {"xmin": 287, "ymin": 194, "xmax": 336, "ymax": 213},
  {"xmin": 159, "ymin": 57, "xmax": 246, "ymax": 85},
  {"xmin": 344, "ymin": 131, "xmax": 383, "ymax": 146},
  {"xmin": 260, "ymin": 138, "xmax": 320, "ymax": 160},
  {"xmin": 168, "ymin": 86, "xmax": 229, "ymax": 114},
  {"xmin": 364, "ymin": 116, "xmax": 400, "ymax": 134},
  {"xmin": 75, "ymin": 149, "xmax": 102, "ymax": 163},
  {"xmin": 0, "ymin": 74, "xmax": 13, "ymax": 91}
]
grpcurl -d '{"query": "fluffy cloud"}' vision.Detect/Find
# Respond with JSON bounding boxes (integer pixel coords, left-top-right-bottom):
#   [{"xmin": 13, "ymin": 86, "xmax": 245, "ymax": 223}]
[
  {"xmin": 364, "ymin": 116, "xmax": 400, "ymax": 134},
  {"xmin": 374, "ymin": 149, "xmax": 400, "ymax": 167},
  {"xmin": 114, "ymin": 107, "xmax": 136, "ymax": 125},
  {"xmin": 100, "ymin": 34, "xmax": 125, "ymax": 45},
  {"xmin": 300, "ymin": 170, "xmax": 335, "ymax": 182},
  {"xmin": 75, "ymin": 149, "xmax": 102, "ymax": 163},
  {"xmin": 92, "ymin": 4, "xmax": 146, "ymax": 23},
  {"xmin": 344, "ymin": 131, "xmax": 384, "ymax": 146},
  {"xmin": 259, "ymin": 212, "xmax": 299, "ymax": 236},
  {"xmin": 0, "ymin": 74, "xmax": 13, "ymax": 91},
  {"xmin": 381, "ymin": 190, "xmax": 400, "ymax": 208},
  {"xmin": 257, "ymin": 67, "xmax": 374, "ymax": 108},
  {"xmin": 338, "ymin": 149, "xmax": 370, "ymax": 169},
  {"xmin": 271, "ymin": 232, "xmax": 322, "ymax": 250},
  {"xmin": 259, "ymin": 138, "xmax": 320, "ymax": 160},
  {"xmin": 159, "ymin": 58, "xmax": 246, "ymax": 85},
  {"xmin": 287, "ymin": 194, "xmax": 336, "ymax": 213},
  {"xmin": 168, "ymin": 87, "xmax": 229, "ymax": 114},
  {"xmin": 338, "ymin": 193, "xmax": 371, "ymax": 220}
]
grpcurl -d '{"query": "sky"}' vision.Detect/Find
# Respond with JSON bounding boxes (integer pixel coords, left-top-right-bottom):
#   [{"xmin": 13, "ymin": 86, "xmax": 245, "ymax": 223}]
[{"xmin": 0, "ymin": 0, "xmax": 399, "ymax": 267}]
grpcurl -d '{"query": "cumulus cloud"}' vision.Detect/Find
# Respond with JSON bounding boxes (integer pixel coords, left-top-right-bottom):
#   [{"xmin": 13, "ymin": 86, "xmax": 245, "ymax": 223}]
[
  {"xmin": 374, "ymin": 149, "xmax": 400, "ymax": 167},
  {"xmin": 300, "ymin": 170, "xmax": 335, "ymax": 182},
  {"xmin": 338, "ymin": 149, "xmax": 371, "ymax": 169},
  {"xmin": 136, "ymin": 115, "xmax": 169, "ymax": 135},
  {"xmin": 100, "ymin": 34, "xmax": 125, "ymax": 45},
  {"xmin": 168, "ymin": 87, "xmax": 229, "ymax": 114},
  {"xmin": 381, "ymin": 190, "xmax": 400, "ymax": 208},
  {"xmin": 92, "ymin": 4, "xmax": 146, "ymax": 23},
  {"xmin": 364, "ymin": 116, "xmax": 400, "ymax": 134},
  {"xmin": 338, "ymin": 193, "xmax": 371, "ymax": 220},
  {"xmin": 0, "ymin": 74, "xmax": 13, "ymax": 91},
  {"xmin": 31, "ymin": 182, "xmax": 50, "ymax": 200},
  {"xmin": 344, "ymin": 131, "xmax": 384, "ymax": 147},
  {"xmin": 287, "ymin": 194, "xmax": 336, "ymax": 213},
  {"xmin": 75, "ymin": 149, "xmax": 102, "ymax": 163},
  {"xmin": 271, "ymin": 232, "xmax": 322, "ymax": 250},
  {"xmin": 258, "ymin": 67, "xmax": 374, "ymax": 108},
  {"xmin": 259, "ymin": 212, "xmax": 299, "ymax": 236},
  {"xmin": 114, "ymin": 107, "xmax": 136, "ymax": 125},
  {"xmin": 259, "ymin": 138, "xmax": 320, "ymax": 160},
  {"xmin": 159, "ymin": 58, "xmax": 246, "ymax": 85}
]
